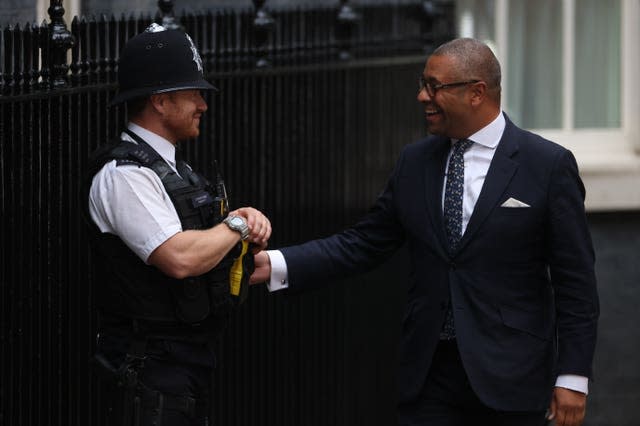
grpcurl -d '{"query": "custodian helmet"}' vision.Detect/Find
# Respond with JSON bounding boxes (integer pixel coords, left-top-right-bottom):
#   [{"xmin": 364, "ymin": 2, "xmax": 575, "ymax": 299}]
[{"xmin": 110, "ymin": 24, "xmax": 217, "ymax": 105}]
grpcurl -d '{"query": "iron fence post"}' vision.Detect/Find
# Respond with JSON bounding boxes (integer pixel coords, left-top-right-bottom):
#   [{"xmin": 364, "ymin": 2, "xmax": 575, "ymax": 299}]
[
  {"xmin": 157, "ymin": 0, "xmax": 183, "ymax": 31},
  {"xmin": 421, "ymin": 0, "xmax": 449, "ymax": 53},
  {"xmin": 252, "ymin": 0, "xmax": 274, "ymax": 68},
  {"xmin": 336, "ymin": 0, "xmax": 359, "ymax": 61},
  {"xmin": 48, "ymin": 0, "xmax": 75, "ymax": 88},
  {"xmin": 3, "ymin": 26, "xmax": 16, "ymax": 93}
]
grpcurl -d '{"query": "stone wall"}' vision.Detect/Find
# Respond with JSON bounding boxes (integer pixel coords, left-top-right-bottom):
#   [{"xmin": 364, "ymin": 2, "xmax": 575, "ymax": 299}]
[{"xmin": 585, "ymin": 211, "xmax": 640, "ymax": 425}]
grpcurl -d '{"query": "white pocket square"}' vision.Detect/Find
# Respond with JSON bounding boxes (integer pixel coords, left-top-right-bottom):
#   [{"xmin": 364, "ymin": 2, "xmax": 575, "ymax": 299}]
[{"xmin": 501, "ymin": 197, "xmax": 530, "ymax": 208}]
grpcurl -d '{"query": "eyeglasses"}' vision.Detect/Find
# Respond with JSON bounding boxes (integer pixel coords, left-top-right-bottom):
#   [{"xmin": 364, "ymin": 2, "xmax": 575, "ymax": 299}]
[{"xmin": 418, "ymin": 77, "xmax": 481, "ymax": 97}]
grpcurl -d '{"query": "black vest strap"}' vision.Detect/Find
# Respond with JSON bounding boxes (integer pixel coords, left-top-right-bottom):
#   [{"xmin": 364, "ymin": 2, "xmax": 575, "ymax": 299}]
[{"xmin": 119, "ymin": 130, "xmax": 224, "ymax": 230}]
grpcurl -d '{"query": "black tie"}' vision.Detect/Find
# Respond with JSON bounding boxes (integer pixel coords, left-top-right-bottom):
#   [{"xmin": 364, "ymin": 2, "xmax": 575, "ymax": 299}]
[{"xmin": 174, "ymin": 147, "xmax": 191, "ymax": 180}]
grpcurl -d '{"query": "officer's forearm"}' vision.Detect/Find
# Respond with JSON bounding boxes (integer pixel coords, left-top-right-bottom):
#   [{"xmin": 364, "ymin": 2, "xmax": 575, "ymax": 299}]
[{"xmin": 148, "ymin": 224, "xmax": 241, "ymax": 279}]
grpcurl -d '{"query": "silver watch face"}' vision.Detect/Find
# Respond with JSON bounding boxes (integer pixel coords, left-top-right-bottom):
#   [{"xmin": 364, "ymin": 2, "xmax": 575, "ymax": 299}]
[{"xmin": 229, "ymin": 217, "xmax": 245, "ymax": 227}]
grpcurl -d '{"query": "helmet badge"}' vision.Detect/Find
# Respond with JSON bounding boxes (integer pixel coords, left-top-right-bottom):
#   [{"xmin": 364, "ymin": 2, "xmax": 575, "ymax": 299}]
[
  {"xmin": 185, "ymin": 34, "xmax": 204, "ymax": 74},
  {"xmin": 145, "ymin": 23, "xmax": 167, "ymax": 33}
]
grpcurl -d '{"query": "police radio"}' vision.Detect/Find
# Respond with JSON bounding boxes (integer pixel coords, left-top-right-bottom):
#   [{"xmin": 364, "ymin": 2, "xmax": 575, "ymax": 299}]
[
  {"xmin": 211, "ymin": 160, "xmax": 229, "ymax": 223},
  {"xmin": 211, "ymin": 161, "xmax": 252, "ymax": 305}
]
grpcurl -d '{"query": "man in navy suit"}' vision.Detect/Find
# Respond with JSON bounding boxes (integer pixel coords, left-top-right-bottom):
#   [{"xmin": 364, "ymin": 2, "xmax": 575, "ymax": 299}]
[{"xmin": 251, "ymin": 38, "xmax": 599, "ymax": 426}]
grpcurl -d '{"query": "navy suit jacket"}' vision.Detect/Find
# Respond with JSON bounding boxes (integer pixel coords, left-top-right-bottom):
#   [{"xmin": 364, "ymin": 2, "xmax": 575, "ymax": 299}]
[{"xmin": 280, "ymin": 115, "xmax": 599, "ymax": 411}]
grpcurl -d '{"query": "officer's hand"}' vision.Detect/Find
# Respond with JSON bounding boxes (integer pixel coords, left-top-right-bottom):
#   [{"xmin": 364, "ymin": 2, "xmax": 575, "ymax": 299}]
[
  {"xmin": 230, "ymin": 207, "xmax": 271, "ymax": 249},
  {"xmin": 547, "ymin": 387, "xmax": 587, "ymax": 426},
  {"xmin": 250, "ymin": 251, "xmax": 272, "ymax": 284}
]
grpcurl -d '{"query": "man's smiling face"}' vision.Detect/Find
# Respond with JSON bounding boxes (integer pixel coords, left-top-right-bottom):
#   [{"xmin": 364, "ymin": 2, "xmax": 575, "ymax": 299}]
[{"xmin": 417, "ymin": 54, "xmax": 478, "ymax": 139}]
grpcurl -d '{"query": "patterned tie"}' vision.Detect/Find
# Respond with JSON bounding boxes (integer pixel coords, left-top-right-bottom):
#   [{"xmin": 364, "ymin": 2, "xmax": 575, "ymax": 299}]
[
  {"xmin": 444, "ymin": 138, "xmax": 472, "ymax": 250},
  {"xmin": 440, "ymin": 138, "xmax": 472, "ymax": 339}
]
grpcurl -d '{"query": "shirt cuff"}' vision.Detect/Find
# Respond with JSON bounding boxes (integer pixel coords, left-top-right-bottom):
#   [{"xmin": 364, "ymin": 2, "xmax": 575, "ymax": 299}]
[
  {"xmin": 265, "ymin": 250, "xmax": 289, "ymax": 292},
  {"xmin": 555, "ymin": 375, "xmax": 589, "ymax": 395}
]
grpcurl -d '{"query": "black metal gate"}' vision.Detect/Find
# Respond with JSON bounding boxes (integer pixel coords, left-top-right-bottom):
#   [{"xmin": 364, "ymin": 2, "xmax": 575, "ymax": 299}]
[{"xmin": 0, "ymin": 1, "xmax": 454, "ymax": 425}]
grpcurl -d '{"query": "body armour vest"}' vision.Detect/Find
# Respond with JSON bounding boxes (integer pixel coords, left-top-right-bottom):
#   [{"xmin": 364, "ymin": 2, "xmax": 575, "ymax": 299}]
[{"xmin": 82, "ymin": 132, "xmax": 249, "ymax": 339}]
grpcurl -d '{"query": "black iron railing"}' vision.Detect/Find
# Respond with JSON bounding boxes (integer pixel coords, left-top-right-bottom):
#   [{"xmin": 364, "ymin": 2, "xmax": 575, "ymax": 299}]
[
  {"xmin": 1, "ymin": 0, "xmax": 453, "ymax": 94},
  {"xmin": 0, "ymin": 1, "xmax": 454, "ymax": 425}
]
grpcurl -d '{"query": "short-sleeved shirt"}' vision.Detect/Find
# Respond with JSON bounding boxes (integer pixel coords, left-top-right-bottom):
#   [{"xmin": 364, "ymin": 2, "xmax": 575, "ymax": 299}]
[{"xmin": 88, "ymin": 123, "xmax": 183, "ymax": 263}]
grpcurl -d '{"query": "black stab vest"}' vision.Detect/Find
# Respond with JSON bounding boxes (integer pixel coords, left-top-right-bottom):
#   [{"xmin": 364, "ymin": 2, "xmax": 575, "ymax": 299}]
[{"xmin": 82, "ymin": 134, "xmax": 238, "ymax": 339}]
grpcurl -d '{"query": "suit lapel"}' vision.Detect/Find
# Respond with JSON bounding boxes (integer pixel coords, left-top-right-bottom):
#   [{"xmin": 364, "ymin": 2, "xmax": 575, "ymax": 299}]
[
  {"xmin": 456, "ymin": 118, "xmax": 520, "ymax": 253},
  {"xmin": 424, "ymin": 137, "xmax": 450, "ymax": 253}
]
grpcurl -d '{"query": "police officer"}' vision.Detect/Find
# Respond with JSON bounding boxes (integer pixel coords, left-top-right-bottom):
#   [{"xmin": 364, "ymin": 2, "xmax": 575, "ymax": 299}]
[{"xmin": 83, "ymin": 24, "xmax": 271, "ymax": 426}]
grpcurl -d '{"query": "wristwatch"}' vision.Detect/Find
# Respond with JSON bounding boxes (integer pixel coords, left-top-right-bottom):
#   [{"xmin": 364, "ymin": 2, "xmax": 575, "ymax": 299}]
[{"xmin": 223, "ymin": 215, "xmax": 250, "ymax": 240}]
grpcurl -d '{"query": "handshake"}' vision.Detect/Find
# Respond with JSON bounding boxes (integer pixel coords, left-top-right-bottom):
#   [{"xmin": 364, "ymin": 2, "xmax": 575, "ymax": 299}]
[
  {"xmin": 227, "ymin": 207, "xmax": 273, "ymax": 287},
  {"xmin": 249, "ymin": 251, "xmax": 272, "ymax": 285}
]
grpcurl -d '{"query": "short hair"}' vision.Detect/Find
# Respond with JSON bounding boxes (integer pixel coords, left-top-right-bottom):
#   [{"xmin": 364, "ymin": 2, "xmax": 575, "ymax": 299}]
[
  {"xmin": 433, "ymin": 38, "xmax": 501, "ymax": 93},
  {"xmin": 125, "ymin": 97, "xmax": 149, "ymax": 121}
]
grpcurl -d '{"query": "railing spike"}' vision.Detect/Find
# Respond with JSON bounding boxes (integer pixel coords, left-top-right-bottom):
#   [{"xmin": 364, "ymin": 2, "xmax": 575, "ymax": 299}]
[
  {"xmin": 252, "ymin": 0, "xmax": 275, "ymax": 68},
  {"xmin": 336, "ymin": 0, "xmax": 360, "ymax": 61},
  {"xmin": 47, "ymin": 0, "xmax": 76, "ymax": 88},
  {"xmin": 157, "ymin": 0, "xmax": 183, "ymax": 31}
]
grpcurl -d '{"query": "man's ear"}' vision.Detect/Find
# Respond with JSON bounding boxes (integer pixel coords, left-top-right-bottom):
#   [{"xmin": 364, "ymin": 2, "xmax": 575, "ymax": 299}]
[
  {"xmin": 148, "ymin": 93, "xmax": 168, "ymax": 115},
  {"xmin": 469, "ymin": 81, "xmax": 487, "ymax": 108}
]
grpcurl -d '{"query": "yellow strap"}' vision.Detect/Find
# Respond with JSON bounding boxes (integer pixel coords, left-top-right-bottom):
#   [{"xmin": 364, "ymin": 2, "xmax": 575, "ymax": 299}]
[{"xmin": 229, "ymin": 240, "xmax": 249, "ymax": 296}]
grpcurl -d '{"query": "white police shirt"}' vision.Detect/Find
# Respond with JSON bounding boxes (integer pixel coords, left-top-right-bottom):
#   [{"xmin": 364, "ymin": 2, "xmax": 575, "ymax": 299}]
[{"xmin": 88, "ymin": 122, "xmax": 182, "ymax": 263}]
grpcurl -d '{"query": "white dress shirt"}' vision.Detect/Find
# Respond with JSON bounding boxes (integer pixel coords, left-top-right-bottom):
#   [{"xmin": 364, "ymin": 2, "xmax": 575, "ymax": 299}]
[
  {"xmin": 444, "ymin": 112, "xmax": 504, "ymax": 234},
  {"xmin": 265, "ymin": 112, "xmax": 588, "ymax": 394},
  {"xmin": 88, "ymin": 123, "xmax": 183, "ymax": 263}
]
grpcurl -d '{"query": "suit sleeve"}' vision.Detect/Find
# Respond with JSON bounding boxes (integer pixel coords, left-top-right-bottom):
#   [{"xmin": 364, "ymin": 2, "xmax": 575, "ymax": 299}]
[
  {"xmin": 280, "ymin": 151, "xmax": 408, "ymax": 291},
  {"xmin": 547, "ymin": 149, "xmax": 599, "ymax": 378}
]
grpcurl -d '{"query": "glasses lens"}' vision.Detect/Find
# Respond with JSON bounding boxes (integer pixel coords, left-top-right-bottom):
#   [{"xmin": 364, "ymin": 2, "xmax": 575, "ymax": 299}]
[{"xmin": 418, "ymin": 77, "xmax": 433, "ymax": 96}]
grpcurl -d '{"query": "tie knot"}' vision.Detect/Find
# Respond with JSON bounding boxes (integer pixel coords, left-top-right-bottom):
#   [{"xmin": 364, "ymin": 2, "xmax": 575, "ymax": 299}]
[
  {"xmin": 174, "ymin": 146, "xmax": 183, "ymax": 163},
  {"xmin": 454, "ymin": 138, "xmax": 473, "ymax": 153}
]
